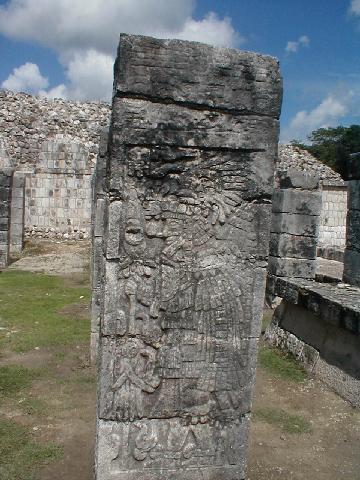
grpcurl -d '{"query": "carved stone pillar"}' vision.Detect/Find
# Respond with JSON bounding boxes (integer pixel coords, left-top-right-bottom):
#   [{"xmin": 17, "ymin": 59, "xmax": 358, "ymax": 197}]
[
  {"xmin": 268, "ymin": 169, "xmax": 321, "ymax": 288},
  {"xmin": 343, "ymin": 153, "xmax": 360, "ymax": 286},
  {"xmin": 0, "ymin": 168, "xmax": 13, "ymax": 269},
  {"xmin": 95, "ymin": 34, "xmax": 282, "ymax": 480},
  {"xmin": 9, "ymin": 171, "xmax": 26, "ymax": 256}
]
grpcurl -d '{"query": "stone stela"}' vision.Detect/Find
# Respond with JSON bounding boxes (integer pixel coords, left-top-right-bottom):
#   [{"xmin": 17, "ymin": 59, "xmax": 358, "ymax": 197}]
[{"xmin": 94, "ymin": 34, "xmax": 282, "ymax": 480}]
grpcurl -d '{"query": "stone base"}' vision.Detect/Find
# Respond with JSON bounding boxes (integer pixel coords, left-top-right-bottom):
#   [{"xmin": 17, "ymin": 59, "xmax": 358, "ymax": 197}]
[{"xmin": 95, "ymin": 417, "xmax": 249, "ymax": 480}]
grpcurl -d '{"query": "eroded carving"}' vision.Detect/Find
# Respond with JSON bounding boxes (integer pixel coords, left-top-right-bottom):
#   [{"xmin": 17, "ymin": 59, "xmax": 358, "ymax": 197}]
[{"xmin": 95, "ymin": 33, "xmax": 281, "ymax": 480}]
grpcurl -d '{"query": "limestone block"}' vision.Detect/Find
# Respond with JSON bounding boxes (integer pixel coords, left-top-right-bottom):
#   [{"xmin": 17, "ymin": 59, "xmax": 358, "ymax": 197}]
[
  {"xmin": 269, "ymin": 232, "xmax": 317, "ymax": 259},
  {"xmin": 278, "ymin": 169, "xmax": 319, "ymax": 190},
  {"xmin": 96, "ymin": 416, "xmax": 249, "ymax": 480},
  {"xmin": 348, "ymin": 180, "xmax": 360, "ymax": 211},
  {"xmin": 268, "ymin": 256, "xmax": 316, "ymax": 278},
  {"xmin": 343, "ymin": 249, "xmax": 360, "ymax": 287},
  {"xmin": 271, "ymin": 212, "xmax": 319, "ymax": 237},
  {"xmin": 272, "ymin": 190, "xmax": 322, "ymax": 216},
  {"xmin": 346, "ymin": 209, "xmax": 360, "ymax": 253},
  {"xmin": 114, "ymin": 34, "xmax": 282, "ymax": 116},
  {"xmin": 345, "ymin": 154, "xmax": 360, "ymax": 180}
]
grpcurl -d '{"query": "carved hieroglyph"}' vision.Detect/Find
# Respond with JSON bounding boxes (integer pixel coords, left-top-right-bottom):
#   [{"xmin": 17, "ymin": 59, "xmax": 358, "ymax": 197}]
[{"xmin": 95, "ymin": 34, "xmax": 282, "ymax": 480}]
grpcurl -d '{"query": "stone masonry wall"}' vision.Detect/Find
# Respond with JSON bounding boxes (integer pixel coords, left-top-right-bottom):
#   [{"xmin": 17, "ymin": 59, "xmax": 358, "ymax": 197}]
[
  {"xmin": 318, "ymin": 184, "xmax": 347, "ymax": 249},
  {"xmin": 0, "ymin": 90, "xmax": 110, "ymax": 238}
]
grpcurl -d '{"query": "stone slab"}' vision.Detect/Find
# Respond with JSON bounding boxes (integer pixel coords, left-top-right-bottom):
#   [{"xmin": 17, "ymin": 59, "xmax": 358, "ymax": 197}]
[
  {"xmin": 115, "ymin": 34, "xmax": 282, "ymax": 117},
  {"xmin": 111, "ymin": 97, "xmax": 279, "ymax": 151},
  {"xmin": 268, "ymin": 256, "xmax": 316, "ymax": 278},
  {"xmin": 347, "ymin": 180, "xmax": 360, "ymax": 211},
  {"xmin": 345, "ymin": 153, "xmax": 360, "ymax": 180},
  {"xmin": 278, "ymin": 169, "xmax": 320, "ymax": 190},
  {"xmin": 96, "ymin": 416, "xmax": 249, "ymax": 480},
  {"xmin": 343, "ymin": 248, "xmax": 360, "ymax": 287},
  {"xmin": 269, "ymin": 232, "xmax": 317, "ymax": 259},
  {"xmin": 272, "ymin": 190, "xmax": 322, "ymax": 216},
  {"xmin": 346, "ymin": 209, "xmax": 360, "ymax": 253},
  {"xmin": 271, "ymin": 212, "xmax": 319, "ymax": 237}
]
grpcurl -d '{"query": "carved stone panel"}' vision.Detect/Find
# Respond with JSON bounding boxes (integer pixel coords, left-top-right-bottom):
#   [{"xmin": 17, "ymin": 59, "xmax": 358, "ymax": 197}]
[{"xmin": 95, "ymin": 34, "xmax": 282, "ymax": 480}]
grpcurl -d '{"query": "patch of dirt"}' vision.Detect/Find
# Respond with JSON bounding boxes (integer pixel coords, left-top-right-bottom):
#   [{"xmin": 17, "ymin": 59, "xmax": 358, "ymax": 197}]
[
  {"xmin": 58, "ymin": 301, "xmax": 90, "ymax": 320},
  {"xmin": 248, "ymin": 369, "xmax": 360, "ymax": 480},
  {"xmin": 9, "ymin": 239, "xmax": 91, "ymax": 276}
]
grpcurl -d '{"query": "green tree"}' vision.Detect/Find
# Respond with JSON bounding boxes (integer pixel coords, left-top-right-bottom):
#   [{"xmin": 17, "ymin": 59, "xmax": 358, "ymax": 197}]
[{"xmin": 290, "ymin": 125, "xmax": 360, "ymax": 175}]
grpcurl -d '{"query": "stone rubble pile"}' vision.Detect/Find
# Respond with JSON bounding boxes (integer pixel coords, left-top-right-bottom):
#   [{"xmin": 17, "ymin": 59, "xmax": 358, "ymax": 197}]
[
  {"xmin": 0, "ymin": 89, "xmax": 110, "ymax": 170},
  {"xmin": 277, "ymin": 144, "xmax": 343, "ymax": 184}
]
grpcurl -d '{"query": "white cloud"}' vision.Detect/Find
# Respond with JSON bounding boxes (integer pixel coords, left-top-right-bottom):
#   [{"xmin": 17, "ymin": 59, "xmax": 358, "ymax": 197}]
[
  {"xmin": 0, "ymin": 0, "xmax": 242, "ymax": 101},
  {"xmin": 1, "ymin": 62, "xmax": 49, "ymax": 93},
  {"xmin": 285, "ymin": 35, "xmax": 310, "ymax": 53},
  {"xmin": 174, "ymin": 13, "xmax": 242, "ymax": 48},
  {"xmin": 39, "ymin": 83, "xmax": 68, "ymax": 100},
  {"xmin": 282, "ymin": 89, "xmax": 354, "ymax": 142},
  {"xmin": 349, "ymin": 0, "xmax": 360, "ymax": 15}
]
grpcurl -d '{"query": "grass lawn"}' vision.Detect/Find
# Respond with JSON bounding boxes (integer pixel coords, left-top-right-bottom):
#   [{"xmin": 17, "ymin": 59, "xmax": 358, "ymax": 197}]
[
  {"xmin": 0, "ymin": 270, "xmax": 90, "ymax": 353},
  {"xmin": 0, "ymin": 269, "xmax": 92, "ymax": 480}
]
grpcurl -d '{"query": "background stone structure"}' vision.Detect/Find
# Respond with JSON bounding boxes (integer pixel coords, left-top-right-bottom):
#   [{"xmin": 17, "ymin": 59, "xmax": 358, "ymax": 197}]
[
  {"xmin": 95, "ymin": 34, "xmax": 282, "ymax": 480},
  {"xmin": 0, "ymin": 90, "xmax": 110, "ymax": 238},
  {"xmin": 278, "ymin": 145, "xmax": 347, "ymax": 253},
  {"xmin": 268, "ymin": 169, "xmax": 321, "ymax": 282},
  {"xmin": 0, "ymin": 90, "xmax": 347, "ymax": 246}
]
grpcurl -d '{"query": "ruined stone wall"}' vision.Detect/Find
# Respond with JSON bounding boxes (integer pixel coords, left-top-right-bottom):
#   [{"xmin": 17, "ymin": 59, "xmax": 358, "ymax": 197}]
[
  {"xmin": 318, "ymin": 183, "xmax": 347, "ymax": 249},
  {"xmin": 0, "ymin": 90, "xmax": 110, "ymax": 238},
  {"xmin": 268, "ymin": 169, "xmax": 321, "ymax": 283}
]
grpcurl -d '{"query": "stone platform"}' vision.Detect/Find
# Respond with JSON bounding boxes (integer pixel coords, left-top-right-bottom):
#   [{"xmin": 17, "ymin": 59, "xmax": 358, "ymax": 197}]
[{"xmin": 266, "ymin": 276, "xmax": 360, "ymax": 407}]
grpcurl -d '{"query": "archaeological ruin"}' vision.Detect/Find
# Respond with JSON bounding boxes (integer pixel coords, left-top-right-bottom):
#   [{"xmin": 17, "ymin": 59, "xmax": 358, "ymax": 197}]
[
  {"xmin": 0, "ymin": 30, "xmax": 359, "ymax": 480},
  {"xmin": 93, "ymin": 34, "xmax": 282, "ymax": 480}
]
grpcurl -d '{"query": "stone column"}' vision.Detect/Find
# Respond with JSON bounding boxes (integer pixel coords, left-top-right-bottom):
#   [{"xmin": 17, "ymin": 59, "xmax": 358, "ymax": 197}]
[
  {"xmin": 0, "ymin": 168, "xmax": 13, "ymax": 269},
  {"xmin": 95, "ymin": 34, "xmax": 282, "ymax": 480},
  {"xmin": 9, "ymin": 171, "xmax": 26, "ymax": 256},
  {"xmin": 268, "ymin": 169, "xmax": 321, "ymax": 289},
  {"xmin": 343, "ymin": 153, "xmax": 360, "ymax": 286},
  {"xmin": 90, "ymin": 129, "xmax": 108, "ymax": 364}
]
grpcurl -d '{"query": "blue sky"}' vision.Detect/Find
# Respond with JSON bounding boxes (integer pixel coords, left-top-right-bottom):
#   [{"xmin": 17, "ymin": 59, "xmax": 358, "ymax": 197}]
[{"xmin": 0, "ymin": 0, "xmax": 359, "ymax": 142}]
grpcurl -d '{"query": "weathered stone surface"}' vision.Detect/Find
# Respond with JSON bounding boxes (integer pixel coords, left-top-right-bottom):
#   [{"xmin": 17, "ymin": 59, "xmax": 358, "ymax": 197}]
[
  {"xmin": 347, "ymin": 180, "xmax": 360, "ymax": 211},
  {"xmin": 265, "ymin": 298, "xmax": 360, "ymax": 407},
  {"xmin": 95, "ymin": 34, "xmax": 281, "ymax": 480},
  {"xmin": 277, "ymin": 168, "xmax": 320, "ymax": 190},
  {"xmin": 344, "ymin": 153, "xmax": 360, "ymax": 180},
  {"xmin": 272, "ymin": 190, "xmax": 322, "ymax": 216},
  {"xmin": 268, "ymin": 257, "xmax": 316, "ymax": 278},
  {"xmin": 269, "ymin": 233, "xmax": 317, "ymax": 259},
  {"xmin": 346, "ymin": 210, "xmax": 360, "ymax": 253},
  {"xmin": 343, "ymin": 249, "xmax": 360, "ymax": 287},
  {"xmin": 0, "ymin": 169, "xmax": 13, "ymax": 269},
  {"xmin": 91, "ymin": 129, "xmax": 109, "ymax": 364},
  {"xmin": 344, "ymin": 177, "xmax": 360, "ymax": 286},
  {"xmin": 9, "ymin": 171, "xmax": 25, "ymax": 256},
  {"xmin": 271, "ymin": 212, "xmax": 319, "ymax": 237},
  {"xmin": 114, "ymin": 34, "xmax": 282, "ymax": 117},
  {"xmin": 96, "ymin": 416, "xmax": 250, "ymax": 480}
]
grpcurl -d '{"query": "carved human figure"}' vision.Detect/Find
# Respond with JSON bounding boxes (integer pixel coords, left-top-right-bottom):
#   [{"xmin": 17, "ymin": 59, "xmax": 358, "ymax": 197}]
[{"xmin": 111, "ymin": 338, "xmax": 160, "ymax": 421}]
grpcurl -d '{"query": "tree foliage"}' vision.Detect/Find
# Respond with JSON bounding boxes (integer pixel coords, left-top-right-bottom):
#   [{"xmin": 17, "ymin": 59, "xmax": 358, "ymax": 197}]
[{"xmin": 290, "ymin": 125, "xmax": 360, "ymax": 175}]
